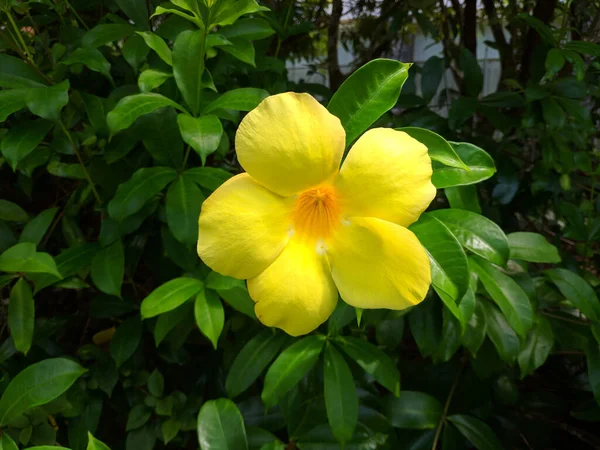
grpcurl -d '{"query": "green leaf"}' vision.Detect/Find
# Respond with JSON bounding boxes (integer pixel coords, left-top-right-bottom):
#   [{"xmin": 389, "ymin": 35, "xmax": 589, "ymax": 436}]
[
  {"xmin": 445, "ymin": 185, "xmax": 481, "ymax": 214},
  {"xmin": 328, "ymin": 58, "xmax": 410, "ymax": 146},
  {"xmin": 0, "ymin": 357, "xmax": 86, "ymax": 425},
  {"xmin": 107, "ymin": 93, "xmax": 185, "ymax": 136},
  {"xmin": 218, "ymin": 286, "xmax": 257, "ymax": 319},
  {"xmin": 518, "ymin": 317, "xmax": 554, "ymax": 379},
  {"xmin": 564, "ymin": 40, "xmax": 600, "ymax": 57},
  {"xmin": 0, "ymin": 89, "xmax": 27, "ymax": 122},
  {"xmin": 0, "ymin": 54, "xmax": 46, "ymax": 88},
  {"xmin": 429, "ymin": 209, "xmax": 509, "ymax": 266},
  {"xmin": 183, "ymin": 167, "xmax": 232, "ymax": 191},
  {"xmin": 411, "ymin": 214, "xmax": 469, "ymax": 302},
  {"xmin": 586, "ymin": 343, "xmax": 600, "ymax": 405},
  {"xmin": 62, "ymin": 48, "xmax": 113, "ymax": 81},
  {"xmin": 0, "ymin": 434, "xmax": 18, "ymax": 450},
  {"xmin": 384, "ymin": 391, "xmax": 443, "ymax": 429},
  {"xmin": 470, "ymin": 257, "xmax": 533, "ymax": 338},
  {"xmin": 226, "ymin": 329, "xmax": 287, "ymax": 398},
  {"xmin": 87, "ymin": 433, "xmax": 111, "ymax": 450},
  {"xmin": 141, "ymin": 277, "xmax": 204, "ymax": 318},
  {"xmin": 166, "ymin": 175, "xmax": 204, "ymax": 245},
  {"xmin": 541, "ymin": 97, "xmax": 566, "ymax": 129},
  {"xmin": 177, "ymin": 114, "xmax": 223, "ymax": 164},
  {"xmin": 480, "ymin": 300, "xmax": 520, "ymax": 364},
  {"xmin": 123, "ymin": 34, "xmax": 149, "ymax": 71},
  {"xmin": 324, "ymin": 344, "xmax": 358, "ymax": 444},
  {"xmin": 220, "ymin": 18, "xmax": 275, "ymax": 40},
  {"xmin": 91, "ymin": 239, "xmax": 124, "ymax": 297},
  {"xmin": 461, "ymin": 298, "xmax": 487, "ymax": 356},
  {"xmin": 220, "ymin": 38, "xmax": 255, "ymax": 66},
  {"xmin": 209, "ymin": 0, "xmax": 269, "ymax": 27},
  {"xmin": 116, "ymin": 0, "xmax": 149, "ymax": 30},
  {"xmin": 421, "ymin": 56, "xmax": 444, "ymax": 101},
  {"xmin": 154, "ymin": 302, "xmax": 193, "ymax": 346},
  {"xmin": 126, "ymin": 404, "xmax": 152, "ymax": 431},
  {"xmin": 47, "ymin": 160, "xmax": 86, "ymax": 179},
  {"xmin": 8, "ymin": 278, "xmax": 34, "ymax": 355},
  {"xmin": 152, "ymin": 5, "xmax": 202, "ymax": 27},
  {"xmin": 147, "ymin": 369, "xmax": 164, "ymax": 397},
  {"xmin": 1, "ymin": 119, "xmax": 53, "ymax": 170},
  {"xmin": 432, "ymin": 142, "xmax": 496, "ymax": 188},
  {"xmin": 334, "ymin": 336, "xmax": 400, "ymax": 396},
  {"xmin": 459, "ymin": 49, "xmax": 483, "ymax": 98},
  {"xmin": 545, "ymin": 48, "xmax": 565, "ymax": 77},
  {"xmin": 545, "ymin": 268, "xmax": 600, "ymax": 321},
  {"xmin": 194, "ymin": 289, "xmax": 224, "ymax": 349},
  {"xmin": 0, "ymin": 200, "xmax": 28, "ymax": 222},
  {"xmin": 517, "ymin": 12, "xmax": 557, "ymax": 46},
  {"xmin": 108, "ymin": 166, "xmax": 177, "ymax": 221},
  {"xmin": 137, "ymin": 31, "xmax": 172, "ymax": 65},
  {"xmin": 138, "ymin": 69, "xmax": 172, "ymax": 93},
  {"xmin": 435, "ymin": 306, "xmax": 462, "ymax": 363},
  {"xmin": 19, "ymin": 208, "xmax": 58, "ymax": 246},
  {"xmin": 448, "ymin": 414, "xmax": 503, "ymax": 450},
  {"xmin": 197, "ymin": 398, "xmax": 248, "ymax": 450},
  {"xmin": 202, "ymin": 88, "xmax": 269, "ymax": 114},
  {"xmin": 262, "ymin": 335, "xmax": 325, "ymax": 408},
  {"xmin": 0, "ymin": 243, "xmax": 60, "ymax": 277},
  {"xmin": 162, "ymin": 418, "xmax": 181, "ymax": 444},
  {"xmin": 82, "ymin": 24, "xmax": 136, "ymax": 48},
  {"xmin": 110, "ymin": 315, "xmax": 143, "ymax": 367},
  {"xmin": 507, "ymin": 232, "xmax": 560, "ymax": 263},
  {"xmin": 398, "ymin": 127, "xmax": 468, "ymax": 170},
  {"xmin": 173, "ymin": 29, "xmax": 206, "ymax": 116}
]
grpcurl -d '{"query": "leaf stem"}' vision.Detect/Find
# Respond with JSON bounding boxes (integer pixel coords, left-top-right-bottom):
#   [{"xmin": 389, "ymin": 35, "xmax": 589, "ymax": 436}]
[
  {"xmin": 181, "ymin": 145, "xmax": 192, "ymax": 172},
  {"xmin": 431, "ymin": 360, "xmax": 464, "ymax": 450},
  {"xmin": 6, "ymin": 10, "xmax": 32, "ymax": 59},
  {"xmin": 64, "ymin": 0, "xmax": 89, "ymax": 30},
  {"xmin": 58, "ymin": 121, "xmax": 102, "ymax": 204}
]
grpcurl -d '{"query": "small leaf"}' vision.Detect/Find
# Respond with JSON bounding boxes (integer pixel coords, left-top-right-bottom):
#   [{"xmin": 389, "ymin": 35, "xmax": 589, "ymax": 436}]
[
  {"xmin": 126, "ymin": 404, "xmax": 152, "ymax": 431},
  {"xmin": 177, "ymin": 114, "xmax": 223, "ymax": 165},
  {"xmin": 91, "ymin": 239, "xmax": 125, "ymax": 297},
  {"xmin": 107, "ymin": 94, "xmax": 185, "ymax": 136},
  {"xmin": 194, "ymin": 289, "xmax": 224, "ymax": 349},
  {"xmin": 173, "ymin": 29, "xmax": 206, "ymax": 116},
  {"xmin": 141, "ymin": 277, "xmax": 204, "ymax": 318},
  {"xmin": 162, "ymin": 418, "xmax": 181, "ymax": 444},
  {"xmin": 62, "ymin": 48, "xmax": 113, "ymax": 81},
  {"xmin": 110, "ymin": 316, "xmax": 143, "ymax": 367},
  {"xmin": 148, "ymin": 369, "xmax": 164, "ymax": 397},
  {"xmin": 0, "ymin": 243, "xmax": 60, "ymax": 277},
  {"xmin": 202, "ymin": 88, "xmax": 269, "ymax": 114},
  {"xmin": 197, "ymin": 398, "xmax": 248, "ymax": 450},
  {"xmin": 432, "ymin": 142, "xmax": 496, "ymax": 188},
  {"xmin": 384, "ymin": 391, "xmax": 443, "ymax": 429},
  {"xmin": 448, "ymin": 414, "xmax": 503, "ymax": 450},
  {"xmin": 19, "ymin": 208, "xmax": 58, "ymax": 246},
  {"xmin": 87, "ymin": 433, "xmax": 111, "ymax": 450},
  {"xmin": 138, "ymin": 69, "xmax": 172, "ymax": 93},
  {"xmin": 398, "ymin": 127, "xmax": 468, "ymax": 170},
  {"xmin": 0, "ymin": 119, "xmax": 53, "ymax": 170},
  {"xmin": 0, "ymin": 200, "xmax": 28, "ymax": 222},
  {"xmin": 8, "ymin": 278, "xmax": 35, "ymax": 355},
  {"xmin": 137, "ymin": 31, "xmax": 173, "ymax": 65}
]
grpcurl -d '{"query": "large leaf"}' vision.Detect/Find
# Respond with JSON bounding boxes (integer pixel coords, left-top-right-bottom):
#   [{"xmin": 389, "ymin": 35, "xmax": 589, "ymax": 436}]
[
  {"xmin": 177, "ymin": 114, "xmax": 223, "ymax": 164},
  {"xmin": 8, "ymin": 278, "xmax": 35, "ymax": 355},
  {"xmin": 0, "ymin": 357, "xmax": 86, "ymax": 425},
  {"xmin": 194, "ymin": 289, "xmax": 224, "ymax": 349},
  {"xmin": 334, "ymin": 336, "xmax": 400, "ymax": 396},
  {"xmin": 471, "ymin": 257, "xmax": 533, "ymax": 338},
  {"xmin": 480, "ymin": 300, "xmax": 520, "ymax": 364},
  {"xmin": 324, "ymin": 344, "xmax": 358, "ymax": 444},
  {"xmin": 328, "ymin": 58, "xmax": 410, "ymax": 146},
  {"xmin": 507, "ymin": 232, "xmax": 561, "ymax": 263},
  {"xmin": 429, "ymin": 209, "xmax": 509, "ymax": 266},
  {"xmin": 262, "ymin": 335, "xmax": 325, "ymax": 408},
  {"xmin": 91, "ymin": 239, "xmax": 124, "ymax": 297},
  {"xmin": 432, "ymin": 142, "xmax": 496, "ymax": 188},
  {"xmin": 411, "ymin": 214, "xmax": 469, "ymax": 302},
  {"xmin": 166, "ymin": 175, "xmax": 204, "ymax": 245},
  {"xmin": 197, "ymin": 398, "xmax": 248, "ymax": 450},
  {"xmin": 448, "ymin": 414, "xmax": 503, "ymax": 450},
  {"xmin": 107, "ymin": 94, "xmax": 185, "ymax": 136},
  {"xmin": 173, "ymin": 29, "xmax": 206, "ymax": 116},
  {"xmin": 545, "ymin": 268, "xmax": 600, "ymax": 321},
  {"xmin": 108, "ymin": 166, "xmax": 177, "ymax": 221},
  {"xmin": 518, "ymin": 318, "xmax": 554, "ymax": 379},
  {"xmin": 0, "ymin": 243, "xmax": 60, "ymax": 277},
  {"xmin": 1, "ymin": 119, "xmax": 53, "ymax": 170},
  {"xmin": 226, "ymin": 329, "xmax": 287, "ymax": 398},
  {"xmin": 0, "ymin": 54, "xmax": 46, "ymax": 88},
  {"xmin": 141, "ymin": 277, "xmax": 204, "ymax": 318},
  {"xmin": 383, "ymin": 391, "xmax": 443, "ymax": 429},
  {"xmin": 202, "ymin": 88, "xmax": 269, "ymax": 114},
  {"xmin": 398, "ymin": 127, "xmax": 468, "ymax": 170}
]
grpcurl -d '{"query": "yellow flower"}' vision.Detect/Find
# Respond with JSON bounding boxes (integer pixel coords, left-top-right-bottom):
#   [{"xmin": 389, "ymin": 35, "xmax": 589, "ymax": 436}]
[{"xmin": 197, "ymin": 92, "xmax": 436, "ymax": 336}]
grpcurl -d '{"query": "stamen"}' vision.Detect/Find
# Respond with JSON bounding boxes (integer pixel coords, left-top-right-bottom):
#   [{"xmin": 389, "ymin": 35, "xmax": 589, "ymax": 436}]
[{"xmin": 293, "ymin": 185, "xmax": 340, "ymax": 240}]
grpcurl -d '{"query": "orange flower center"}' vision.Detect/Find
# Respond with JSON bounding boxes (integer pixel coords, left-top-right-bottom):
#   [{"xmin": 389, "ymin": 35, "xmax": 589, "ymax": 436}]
[{"xmin": 293, "ymin": 185, "xmax": 340, "ymax": 241}]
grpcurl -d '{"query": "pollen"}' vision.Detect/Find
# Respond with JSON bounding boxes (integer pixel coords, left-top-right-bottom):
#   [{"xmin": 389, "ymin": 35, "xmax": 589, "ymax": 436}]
[{"xmin": 293, "ymin": 185, "xmax": 340, "ymax": 240}]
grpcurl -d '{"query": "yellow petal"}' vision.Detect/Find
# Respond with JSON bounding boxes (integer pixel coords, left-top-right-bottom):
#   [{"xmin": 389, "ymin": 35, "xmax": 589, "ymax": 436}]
[
  {"xmin": 328, "ymin": 217, "xmax": 431, "ymax": 309},
  {"xmin": 248, "ymin": 239, "xmax": 338, "ymax": 336},
  {"xmin": 235, "ymin": 92, "xmax": 345, "ymax": 196},
  {"xmin": 335, "ymin": 128, "xmax": 436, "ymax": 227},
  {"xmin": 197, "ymin": 173, "xmax": 293, "ymax": 279}
]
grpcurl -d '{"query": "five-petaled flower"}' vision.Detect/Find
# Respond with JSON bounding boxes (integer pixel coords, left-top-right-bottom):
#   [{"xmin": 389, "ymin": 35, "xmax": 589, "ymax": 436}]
[{"xmin": 197, "ymin": 92, "xmax": 436, "ymax": 336}]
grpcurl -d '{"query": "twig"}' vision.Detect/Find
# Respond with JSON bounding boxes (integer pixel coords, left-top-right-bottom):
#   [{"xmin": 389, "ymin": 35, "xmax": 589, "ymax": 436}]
[{"xmin": 431, "ymin": 360, "xmax": 464, "ymax": 450}]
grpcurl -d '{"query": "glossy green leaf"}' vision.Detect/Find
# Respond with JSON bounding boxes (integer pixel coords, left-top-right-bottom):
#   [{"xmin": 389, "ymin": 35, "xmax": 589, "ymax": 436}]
[
  {"xmin": 0, "ymin": 200, "xmax": 28, "ymax": 222},
  {"xmin": 518, "ymin": 317, "xmax": 554, "ymax": 378},
  {"xmin": 220, "ymin": 18, "xmax": 275, "ymax": 40},
  {"xmin": 110, "ymin": 315, "xmax": 142, "ymax": 367},
  {"xmin": 177, "ymin": 114, "xmax": 223, "ymax": 164},
  {"xmin": 507, "ymin": 232, "xmax": 561, "ymax": 263},
  {"xmin": 1, "ymin": 119, "xmax": 53, "ymax": 170},
  {"xmin": 398, "ymin": 127, "xmax": 468, "ymax": 170},
  {"xmin": 328, "ymin": 58, "xmax": 410, "ymax": 146},
  {"xmin": 0, "ymin": 89, "xmax": 27, "ymax": 122},
  {"xmin": 136, "ymin": 31, "xmax": 172, "ymax": 65},
  {"xmin": 448, "ymin": 414, "xmax": 503, "ymax": 450},
  {"xmin": 0, "ymin": 357, "xmax": 86, "ymax": 425},
  {"xmin": 197, "ymin": 398, "xmax": 248, "ymax": 450},
  {"xmin": 141, "ymin": 277, "xmax": 204, "ymax": 318},
  {"xmin": 87, "ymin": 433, "xmax": 111, "ymax": 450},
  {"xmin": 138, "ymin": 69, "xmax": 172, "ymax": 93},
  {"xmin": 166, "ymin": 175, "xmax": 204, "ymax": 245},
  {"xmin": 221, "ymin": 38, "xmax": 255, "ymax": 66},
  {"xmin": 82, "ymin": 24, "xmax": 136, "ymax": 48},
  {"xmin": 480, "ymin": 300, "xmax": 520, "ymax": 364},
  {"xmin": 208, "ymin": 0, "xmax": 268, "ymax": 27},
  {"xmin": 91, "ymin": 239, "xmax": 124, "ymax": 297},
  {"xmin": 19, "ymin": 208, "xmax": 58, "ymax": 245},
  {"xmin": 24, "ymin": 80, "xmax": 69, "ymax": 121},
  {"xmin": 432, "ymin": 142, "xmax": 496, "ymax": 188},
  {"xmin": 194, "ymin": 289, "xmax": 224, "ymax": 349},
  {"xmin": 429, "ymin": 209, "xmax": 509, "ymax": 266},
  {"xmin": 0, "ymin": 243, "xmax": 60, "ymax": 277},
  {"xmin": 108, "ymin": 166, "xmax": 177, "ymax": 221},
  {"xmin": 183, "ymin": 167, "xmax": 233, "ymax": 191},
  {"xmin": 445, "ymin": 185, "xmax": 481, "ymax": 213},
  {"xmin": 0, "ymin": 54, "xmax": 46, "ymax": 88},
  {"xmin": 62, "ymin": 48, "xmax": 113, "ymax": 81},
  {"xmin": 324, "ymin": 344, "xmax": 358, "ymax": 444},
  {"xmin": 461, "ymin": 298, "xmax": 487, "ymax": 356},
  {"xmin": 411, "ymin": 214, "xmax": 469, "ymax": 302},
  {"xmin": 471, "ymin": 257, "xmax": 533, "ymax": 338},
  {"xmin": 226, "ymin": 329, "xmax": 287, "ymax": 398},
  {"xmin": 202, "ymin": 88, "xmax": 269, "ymax": 114},
  {"xmin": 262, "ymin": 335, "xmax": 325, "ymax": 408},
  {"xmin": 8, "ymin": 278, "xmax": 34, "ymax": 355},
  {"xmin": 334, "ymin": 336, "xmax": 400, "ymax": 396},
  {"xmin": 107, "ymin": 94, "xmax": 185, "ymax": 136},
  {"xmin": 545, "ymin": 268, "xmax": 600, "ymax": 321},
  {"xmin": 173, "ymin": 29, "xmax": 206, "ymax": 116},
  {"xmin": 384, "ymin": 391, "xmax": 443, "ymax": 429}
]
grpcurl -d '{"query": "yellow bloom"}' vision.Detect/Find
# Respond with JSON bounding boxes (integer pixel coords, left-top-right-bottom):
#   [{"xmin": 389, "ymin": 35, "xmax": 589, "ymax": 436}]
[{"xmin": 197, "ymin": 92, "xmax": 436, "ymax": 336}]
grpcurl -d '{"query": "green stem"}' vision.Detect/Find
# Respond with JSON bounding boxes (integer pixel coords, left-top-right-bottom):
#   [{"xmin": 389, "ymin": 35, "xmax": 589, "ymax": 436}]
[
  {"xmin": 431, "ymin": 362, "xmax": 463, "ymax": 450},
  {"xmin": 6, "ymin": 10, "xmax": 32, "ymax": 59},
  {"xmin": 275, "ymin": 0, "xmax": 294, "ymax": 57},
  {"xmin": 181, "ymin": 145, "xmax": 192, "ymax": 171},
  {"xmin": 58, "ymin": 121, "xmax": 102, "ymax": 204},
  {"xmin": 64, "ymin": 0, "xmax": 89, "ymax": 30}
]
